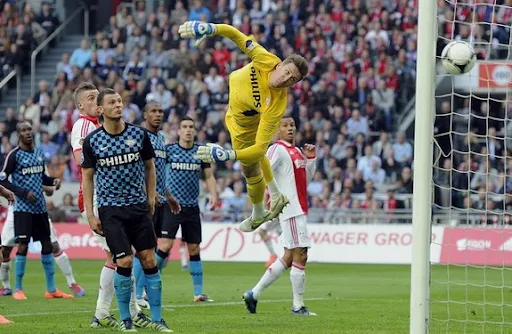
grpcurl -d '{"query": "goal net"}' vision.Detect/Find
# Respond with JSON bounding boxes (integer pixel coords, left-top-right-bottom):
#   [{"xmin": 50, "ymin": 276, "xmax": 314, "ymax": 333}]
[{"xmin": 428, "ymin": 0, "xmax": 512, "ymax": 332}]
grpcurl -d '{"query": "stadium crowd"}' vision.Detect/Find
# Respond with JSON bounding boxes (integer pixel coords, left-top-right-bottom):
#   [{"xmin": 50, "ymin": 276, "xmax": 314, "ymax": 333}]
[{"xmin": 0, "ymin": 0, "xmax": 424, "ymax": 222}]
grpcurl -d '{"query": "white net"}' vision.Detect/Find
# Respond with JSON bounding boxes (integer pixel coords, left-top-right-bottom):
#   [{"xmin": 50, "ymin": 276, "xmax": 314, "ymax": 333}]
[{"xmin": 432, "ymin": 0, "xmax": 512, "ymax": 332}]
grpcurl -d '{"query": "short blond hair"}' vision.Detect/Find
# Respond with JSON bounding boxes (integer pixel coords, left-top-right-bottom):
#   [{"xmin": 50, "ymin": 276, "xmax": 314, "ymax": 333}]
[{"xmin": 283, "ymin": 54, "xmax": 308, "ymax": 80}]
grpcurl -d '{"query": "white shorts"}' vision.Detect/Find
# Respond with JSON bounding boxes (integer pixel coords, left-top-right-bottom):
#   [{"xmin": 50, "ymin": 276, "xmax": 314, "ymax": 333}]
[
  {"xmin": 259, "ymin": 219, "xmax": 280, "ymax": 232},
  {"xmin": 81, "ymin": 205, "xmax": 110, "ymax": 252},
  {"xmin": 1, "ymin": 207, "xmax": 58, "ymax": 247},
  {"xmin": 279, "ymin": 215, "xmax": 310, "ymax": 249}
]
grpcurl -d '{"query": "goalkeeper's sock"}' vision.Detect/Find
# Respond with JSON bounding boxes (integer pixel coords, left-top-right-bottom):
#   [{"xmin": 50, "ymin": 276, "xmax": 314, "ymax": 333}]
[
  {"xmin": 261, "ymin": 156, "xmax": 280, "ymax": 196},
  {"xmin": 290, "ymin": 263, "xmax": 306, "ymax": 311},
  {"xmin": 253, "ymin": 258, "xmax": 287, "ymax": 299},
  {"xmin": 246, "ymin": 174, "xmax": 266, "ymax": 220}
]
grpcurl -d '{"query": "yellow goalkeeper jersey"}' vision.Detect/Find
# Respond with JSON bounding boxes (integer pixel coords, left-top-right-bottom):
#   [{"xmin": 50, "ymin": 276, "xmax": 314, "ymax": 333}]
[{"xmin": 227, "ymin": 39, "xmax": 287, "ymax": 130}]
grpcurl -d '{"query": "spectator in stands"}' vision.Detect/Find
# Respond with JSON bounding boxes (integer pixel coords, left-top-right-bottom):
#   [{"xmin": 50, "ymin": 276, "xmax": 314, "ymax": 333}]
[
  {"xmin": 37, "ymin": 1, "xmax": 59, "ymax": 37},
  {"xmin": 372, "ymin": 79, "xmax": 395, "ymax": 131},
  {"xmin": 392, "ymin": 132, "xmax": 413, "ymax": 167},
  {"xmin": 70, "ymin": 39, "xmax": 92, "ymax": 69},
  {"xmin": 347, "ymin": 110, "xmax": 369, "ymax": 139}
]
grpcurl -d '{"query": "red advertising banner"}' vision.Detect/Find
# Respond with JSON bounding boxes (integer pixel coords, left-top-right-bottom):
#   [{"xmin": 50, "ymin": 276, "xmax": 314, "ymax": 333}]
[
  {"xmin": 0, "ymin": 223, "xmax": 184, "ymax": 260},
  {"xmin": 439, "ymin": 227, "xmax": 512, "ymax": 265},
  {"xmin": 478, "ymin": 63, "xmax": 512, "ymax": 88}
]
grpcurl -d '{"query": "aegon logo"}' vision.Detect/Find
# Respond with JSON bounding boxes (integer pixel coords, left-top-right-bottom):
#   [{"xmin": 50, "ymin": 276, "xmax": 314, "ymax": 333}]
[
  {"xmin": 99, "ymin": 153, "xmax": 140, "ymax": 167},
  {"xmin": 491, "ymin": 65, "xmax": 512, "ymax": 86},
  {"xmin": 154, "ymin": 150, "xmax": 166, "ymax": 159},
  {"xmin": 22, "ymin": 165, "xmax": 43, "ymax": 175},
  {"xmin": 250, "ymin": 66, "xmax": 261, "ymax": 108},
  {"xmin": 171, "ymin": 162, "xmax": 200, "ymax": 171}
]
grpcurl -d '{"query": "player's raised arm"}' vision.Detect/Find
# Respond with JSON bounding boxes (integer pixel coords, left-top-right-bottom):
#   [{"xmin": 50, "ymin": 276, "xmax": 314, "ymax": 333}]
[{"xmin": 178, "ymin": 22, "xmax": 278, "ymax": 65}]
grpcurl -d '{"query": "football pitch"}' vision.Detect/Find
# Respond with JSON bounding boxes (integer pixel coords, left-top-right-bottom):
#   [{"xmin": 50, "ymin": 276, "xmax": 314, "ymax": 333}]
[{"xmin": 0, "ymin": 260, "xmax": 510, "ymax": 333}]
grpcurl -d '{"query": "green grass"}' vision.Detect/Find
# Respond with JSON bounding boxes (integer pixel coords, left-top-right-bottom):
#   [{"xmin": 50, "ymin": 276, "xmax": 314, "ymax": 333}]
[{"xmin": 1, "ymin": 261, "xmax": 511, "ymax": 333}]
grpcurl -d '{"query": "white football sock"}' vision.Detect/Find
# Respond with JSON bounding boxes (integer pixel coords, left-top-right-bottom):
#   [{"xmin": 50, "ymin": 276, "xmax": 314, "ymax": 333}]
[
  {"xmin": 95, "ymin": 264, "xmax": 116, "ymax": 319},
  {"xmin": 0, "ymin": 261, "xmax": 10, "ymax": 289},
  {"xmin": 290, "ymin": 263, "xmax": 306, "ymax": 311},
  {"xmin": 252, "ymin": 258, "xmax": 287, "ymax": 299},
  {"xmin": 267, "ymin": 178, "xmax": 280, "ymax": 196},
  {"xmin": 179, "ymin": 244, "xmax": 188, "ymax": 268},
  {"xmin": 252, "ymin": 202, "xmax": 265, "ymax": 220},
  {"xmin": 54, "ymin": 251, "xmax": 76, "ymax": 286},
  {"xmin": 129, "ymin": 275, "xmax": 141, "ymax": 317}
]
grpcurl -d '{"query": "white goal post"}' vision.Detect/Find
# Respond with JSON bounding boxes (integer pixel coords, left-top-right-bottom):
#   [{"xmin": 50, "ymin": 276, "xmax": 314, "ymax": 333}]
[
  {"xmin": 411, "ymin": 0, "xmax": 512, "ymax": 332},
  {"xmin": 410, "ymin": 0, "xmax": 437, "ymax": 331}
]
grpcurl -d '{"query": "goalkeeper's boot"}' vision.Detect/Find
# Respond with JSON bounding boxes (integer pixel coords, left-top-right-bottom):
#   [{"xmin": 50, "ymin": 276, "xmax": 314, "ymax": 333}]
[
  {"xmin": 242, "ymin": 290, "xmax": 258, "ymax": 314},
  {"xmin": 269, "ymin": 193, "xmax": 289, "ymax": 221},
  {"xmin": 291, "ymin": 306, "xmax": 317, "ymax": 316},
  {"xmin": 149, "ymin": 319, "xmax": 173, "ymax": 332},
  {"xmin": 132, "ymin": 312, "xmax": 151, "ymax": 328},
  {"xmin": 0, "ymin": 288, "xmax": 12, "ymax": 296},
  {"xmin": 90, "ymin": 315, "xmax": 119, "ymax": 328},
  {"xmin": 194, "ymin": 293, "xmax": 214, "ymax": 302},
  {"xmin": 239, "ymin": 210, "xmax": 273, "ymax": 233},
  {"xmin": 119, "ymin": 318, "xmax": 137, "ymax": 332}
]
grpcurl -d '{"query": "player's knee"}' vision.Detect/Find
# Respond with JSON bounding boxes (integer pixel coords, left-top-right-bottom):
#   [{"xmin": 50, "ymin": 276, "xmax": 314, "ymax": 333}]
[
  {"xmin": 293, "ymin": 248, "xmax": 308, "ymax": 265},
  {"xmin": 52, "ymin": 242, "xmax": 61, "ymax": 255},
  {"xmin": 282, "ymin": 249, "xmax": 293, "ymax": 268},
  {"xmin": 242, "ymin": 163, "xmax": 260, "ymax": 178},
  {"xmin": 187, "ymin": 243, "xmax": 200, "ymax": 256},
  {"xmin": 1, "ymin": 246, "xmax": 12, "ymax": 260},
  {"xmin": 116, "ymin": 255, "xmax": 133, "ymax": 268},
  {"xmin": 159, "ymin": 238, "xmax": 173, "ymax": 253},
  {"xmin": 16, "ymin": 243, "xmax": 28, "ymax": 256},
  {"xmin": 41, "ymin": 240, "xmax": 53, "ymax": 255}
]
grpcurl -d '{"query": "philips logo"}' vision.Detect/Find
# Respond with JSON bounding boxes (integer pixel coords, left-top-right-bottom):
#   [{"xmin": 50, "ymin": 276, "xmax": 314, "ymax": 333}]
[
  {"xmin": 250, "ymin": 66, "xmax": 261, "ymax": 108},
  {"xmin": 99, "ymin": 153, "xmax": 140, "ymax": 167},
  {"xmin": 171, "ymin": 162, "xmax": 200, "ymax": 171},
  {"xmin": 22, "ymin": 165, "xmax": 43, "ymax": 175},
  {"xmin": 154, "ymin": 150, "xmax": 166, "ymax": 159}
]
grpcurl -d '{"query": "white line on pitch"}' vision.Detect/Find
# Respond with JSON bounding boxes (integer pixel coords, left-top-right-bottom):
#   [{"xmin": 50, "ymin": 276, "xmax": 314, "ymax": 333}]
[{"xmin": 5, "ymin": 297, "xmax": 331, "ymax": 318}]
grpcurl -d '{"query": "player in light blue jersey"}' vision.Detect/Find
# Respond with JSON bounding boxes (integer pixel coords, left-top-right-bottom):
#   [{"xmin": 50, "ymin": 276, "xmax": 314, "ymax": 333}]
[{"xmin": 158, "ymin": 116, "xmax": 218, "ymax": 302}]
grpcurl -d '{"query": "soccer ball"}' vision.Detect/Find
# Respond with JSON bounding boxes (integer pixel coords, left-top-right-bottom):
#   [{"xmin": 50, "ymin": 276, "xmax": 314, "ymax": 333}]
[{"xmin": 441, "ymin": 41, "xmax": 477, "ymax": 75}]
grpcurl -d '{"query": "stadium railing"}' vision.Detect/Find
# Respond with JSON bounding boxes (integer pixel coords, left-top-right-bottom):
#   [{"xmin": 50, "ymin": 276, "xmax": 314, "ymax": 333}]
[
  {"xmin": 30, "ymin": 4, "xmax": 90, "ymax": 97},
  {"xmin": 0, "ymin": 67, "xmax": 21, "ymax": 114}
]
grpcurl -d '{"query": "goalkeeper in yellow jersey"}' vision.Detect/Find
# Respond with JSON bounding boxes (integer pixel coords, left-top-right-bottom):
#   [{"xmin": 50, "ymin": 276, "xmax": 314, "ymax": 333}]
[{"xmin": 178, "ymin": 21, "xmax": 308, "ymax": 233}]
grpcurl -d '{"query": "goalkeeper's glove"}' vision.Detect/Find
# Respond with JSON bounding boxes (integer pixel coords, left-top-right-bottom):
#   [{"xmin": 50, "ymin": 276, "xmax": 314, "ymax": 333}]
[
  {"xmin": 178, "ymin": 21, "xmax": 217, "ymax": 47},
  {"xmin": 194, "ymin": 143, "xmax": 236, "ymax": 164}
]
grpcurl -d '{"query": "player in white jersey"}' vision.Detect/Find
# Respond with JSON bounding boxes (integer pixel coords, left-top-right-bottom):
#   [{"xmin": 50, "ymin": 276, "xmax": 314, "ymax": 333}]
[
  {"xmin": 243, "ymin": 115, "xmax": 317, "ymax": 316},
  {"xmin": 71, "ymin": 83, "xmax": 149, "ymax": 329},
  {"xmin": 0, "ymin": 186, "xmax": 84, "ymax": 296}
]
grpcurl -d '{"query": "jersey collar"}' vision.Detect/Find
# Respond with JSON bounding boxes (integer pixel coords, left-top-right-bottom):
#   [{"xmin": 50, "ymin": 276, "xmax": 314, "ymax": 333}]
[
  {"xmin": 277, "ymin": 140, "xmax": 293, "ymax": 147},
  {"xmin": 79, "ymin": 114, "xmax": 99, "ymax": 126}
]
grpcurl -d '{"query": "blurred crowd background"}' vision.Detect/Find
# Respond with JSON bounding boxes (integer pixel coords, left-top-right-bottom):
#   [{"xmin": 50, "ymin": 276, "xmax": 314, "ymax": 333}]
[{"xmin": 0, "ymin": 0, "xmax": 509, "ymax": 224}]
